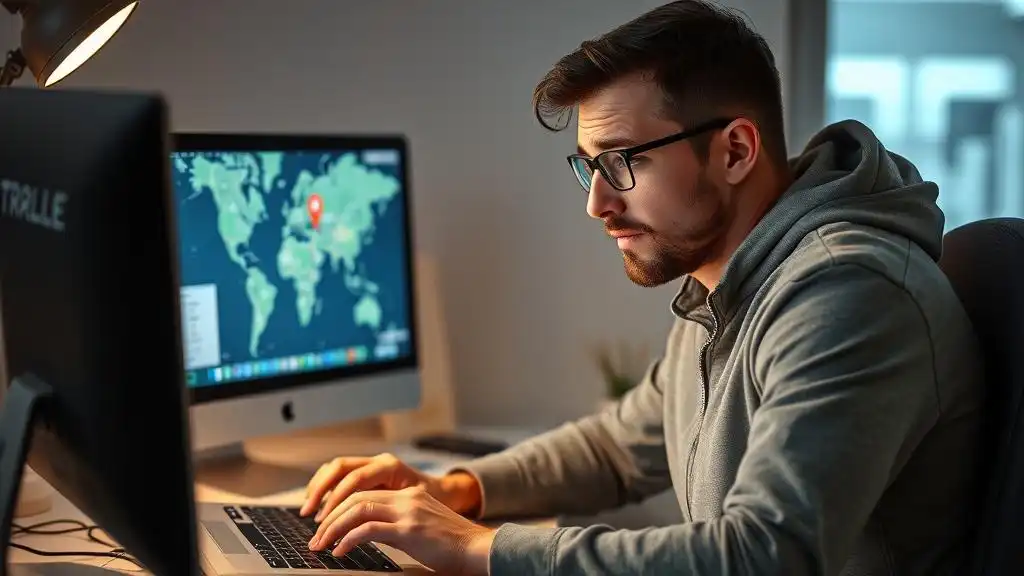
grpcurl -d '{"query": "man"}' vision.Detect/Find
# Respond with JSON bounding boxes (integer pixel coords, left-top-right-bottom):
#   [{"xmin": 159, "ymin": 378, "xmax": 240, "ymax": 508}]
[{"xmin": 303, "ymin": 1, "xmax": 985, "ymax": 574}]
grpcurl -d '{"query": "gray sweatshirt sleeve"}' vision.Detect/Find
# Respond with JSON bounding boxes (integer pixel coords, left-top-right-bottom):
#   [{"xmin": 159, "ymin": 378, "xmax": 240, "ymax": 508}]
[
  {"xmin": 483, "ymin": 264, "xmax": 941, "ymax": 576},
  {"xmin": 451, "ymin": 346, "xmax": 676, "ymax": 520}
]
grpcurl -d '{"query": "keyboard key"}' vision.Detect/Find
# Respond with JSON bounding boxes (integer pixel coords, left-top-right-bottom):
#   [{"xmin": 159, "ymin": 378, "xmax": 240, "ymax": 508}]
[
  {"xmin": 231, "ymin": 506, "xmax": 403, "ymax": 571},
  {"xmin": 260, "ymin": 552, "xmax": 288, "ymax": 569}
]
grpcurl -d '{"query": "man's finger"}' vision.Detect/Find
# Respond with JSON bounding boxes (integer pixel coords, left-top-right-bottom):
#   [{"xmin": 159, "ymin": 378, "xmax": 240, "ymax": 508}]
[
  {"xmin": 312, "ymin": 489, "xmax": 376, "ymax": 545},
  {"xmin": 305, "ymin": 463, "xmax": 334, "ymax": 498},
  {"xmin": 332, "ymin": 521, "xmax": 397, "ymax": 559},
  {"xmin": 310, "ymin": 496, "xmax": 398, "ymax": 551},
  {"xmin": 316, "ymin": 461, "xmax": 394, "ymax": 522},
  {"xmin": 304, "ymin": 465, "xmax": 320, "ymax": 496},
  {"xmin": 300, "ymin": 457, "xmax": 371, "ymax": 517},
  {"xmin": 301, "ymin": 465, "xmax": 330, "ymax": 514}
]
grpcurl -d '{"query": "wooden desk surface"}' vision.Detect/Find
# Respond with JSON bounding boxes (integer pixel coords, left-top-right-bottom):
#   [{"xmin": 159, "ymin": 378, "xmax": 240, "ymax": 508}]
[
  {"xmin": 8, "ymin": 429, "xmax": 554, "ymax": 574},
  {"xmin": 8, "ymin": 489, "xmax": 143, "ymax": 573}
]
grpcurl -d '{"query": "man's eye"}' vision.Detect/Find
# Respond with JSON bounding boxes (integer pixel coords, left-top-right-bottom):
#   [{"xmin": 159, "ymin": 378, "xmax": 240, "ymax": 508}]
[{"xmin": 600, "ymin": 156, "xmax": 625, "ymax": 171}]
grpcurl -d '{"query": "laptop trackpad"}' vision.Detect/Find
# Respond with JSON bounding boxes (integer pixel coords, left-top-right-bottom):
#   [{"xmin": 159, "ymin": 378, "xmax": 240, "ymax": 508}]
[{"xmin": 203, "ymin": 521, "xmax": 249, "ymax": 555}]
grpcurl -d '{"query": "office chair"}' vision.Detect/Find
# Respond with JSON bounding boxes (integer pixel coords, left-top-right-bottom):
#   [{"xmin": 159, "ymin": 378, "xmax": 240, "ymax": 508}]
[{"xmin": 938, "ymin": 217, "xmax": 1024, "ymax": 575}]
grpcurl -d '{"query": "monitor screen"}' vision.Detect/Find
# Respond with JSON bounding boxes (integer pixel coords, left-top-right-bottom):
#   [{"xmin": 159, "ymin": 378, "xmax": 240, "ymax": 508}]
[{"xmin": 169, "ymin": 134, "xmax": 417, "ymax": 404}]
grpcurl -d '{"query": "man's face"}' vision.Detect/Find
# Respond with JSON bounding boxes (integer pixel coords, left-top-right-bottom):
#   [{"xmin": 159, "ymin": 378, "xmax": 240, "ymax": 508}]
[{"xmin": 576, "ymin": 77, "xmax": 732, "ymax": 287}]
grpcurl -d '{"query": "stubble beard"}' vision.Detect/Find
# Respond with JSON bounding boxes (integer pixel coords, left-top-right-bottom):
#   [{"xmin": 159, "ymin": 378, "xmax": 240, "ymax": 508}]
[
  {"xmin": 621, "ymin": 177, "xmax": 729, "ymax": 287},
  {"xmin": 621, "ymin": 237, "xmax": 722, "ymax": 287}
]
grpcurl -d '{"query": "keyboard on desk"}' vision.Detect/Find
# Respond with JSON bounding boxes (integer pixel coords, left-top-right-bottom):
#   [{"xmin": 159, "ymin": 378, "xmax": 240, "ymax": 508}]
[{"xmin": 229, "ymin": 505, "xmax": 401, "ymax": 572}]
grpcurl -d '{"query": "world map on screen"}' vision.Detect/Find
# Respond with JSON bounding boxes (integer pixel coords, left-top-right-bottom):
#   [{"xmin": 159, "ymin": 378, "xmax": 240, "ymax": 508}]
[{"xmin": 172, "ymin": 148, "xmax": 412, "ymax": 386}]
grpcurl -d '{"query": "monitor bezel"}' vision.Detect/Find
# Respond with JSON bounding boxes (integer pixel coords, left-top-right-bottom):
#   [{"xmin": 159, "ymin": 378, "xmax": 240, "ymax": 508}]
[{"xmin": 171, "ymin": 132, "xmax": 420, "ymax": 406}]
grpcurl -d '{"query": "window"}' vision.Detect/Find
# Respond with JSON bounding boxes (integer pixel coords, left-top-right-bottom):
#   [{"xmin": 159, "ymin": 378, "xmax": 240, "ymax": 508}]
[{"xmin": 825, "ymin": 0, "xmax": 1023, "ymax": 231}]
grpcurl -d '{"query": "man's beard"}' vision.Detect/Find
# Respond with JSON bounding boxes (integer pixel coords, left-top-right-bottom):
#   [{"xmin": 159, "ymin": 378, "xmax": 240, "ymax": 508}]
[{"xmin": 617, "ymin": 176, "xmax": 729, "ymax": 287}]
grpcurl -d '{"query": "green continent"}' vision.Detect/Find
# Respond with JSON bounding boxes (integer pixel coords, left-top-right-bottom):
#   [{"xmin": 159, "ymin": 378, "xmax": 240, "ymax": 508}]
[
  {"xmin": 191, "ymin": 154, "xmax": 267, "ymax": 267},
  {"xmin": 278, "ymin": 234, "xmax": 325, "ymax": 326},
  {"xmin": 353, "ymin": 295, "xmax": 382, "ymax": 330},
  {"xmin": 186, "ymin": 153, "xmax": 278, "ymax": 357},
  {"xmin": 278, "ymin": 153, "xmax": 400, "ymax": 330},
  {"xmin": 259, "ymin": 152, "xmax": 284, "ymax": 194},
  {"xmin": 284, "ymin": 153, "xmax": 400, "ymax": 273},
  {"xmin": 246, "ymin": 268, "xmax": 277, "ymax": 357}
]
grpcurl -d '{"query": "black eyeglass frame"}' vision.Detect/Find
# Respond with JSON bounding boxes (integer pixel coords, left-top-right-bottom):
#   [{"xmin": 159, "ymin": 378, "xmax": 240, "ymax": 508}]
[{"xmin": 567, "ymin": 117, "xmax": 735, "ymax": 192}]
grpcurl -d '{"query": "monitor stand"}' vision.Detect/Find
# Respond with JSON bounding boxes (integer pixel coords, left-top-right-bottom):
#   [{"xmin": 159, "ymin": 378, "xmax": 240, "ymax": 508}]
[
  {"xmin": 192, "ymin": 443, "xmax": 317, "ymax": 500},
  {"xmin": 0, "ymin": 374, "xmax": 53, "ymax": 574},
  {"xmin": 191, "ymin": 421, "xmax": 395, "ymax": 500}
]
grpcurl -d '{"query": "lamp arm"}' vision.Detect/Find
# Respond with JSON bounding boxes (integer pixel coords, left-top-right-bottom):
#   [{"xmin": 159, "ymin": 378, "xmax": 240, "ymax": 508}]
[
  {"xmin": 1, "ymin": 2, "xmax": 31, "ymax": 15},
  {"xmin": 0, "ymin": 48, "xmax": 24, "ymax": 87},
  {"xmin": 0, "ymin": 0, "xmax": 29, "ymax": 88}
]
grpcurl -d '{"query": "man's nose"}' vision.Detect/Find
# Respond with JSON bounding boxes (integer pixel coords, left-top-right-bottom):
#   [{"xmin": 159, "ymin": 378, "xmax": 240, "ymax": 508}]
[{"xmin": 586, "ymin": 174, "xmax": 625, "ymax": 220}]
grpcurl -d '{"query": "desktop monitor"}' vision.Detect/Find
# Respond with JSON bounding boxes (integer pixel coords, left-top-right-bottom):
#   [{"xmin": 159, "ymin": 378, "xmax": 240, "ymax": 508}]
[
  {"xmin": 0, "ymin": 88, "xmax": 199, "ymax": 574},
  {"xmin": 170, "ymin": 133, "xmax": 420, "ymax": 454}
]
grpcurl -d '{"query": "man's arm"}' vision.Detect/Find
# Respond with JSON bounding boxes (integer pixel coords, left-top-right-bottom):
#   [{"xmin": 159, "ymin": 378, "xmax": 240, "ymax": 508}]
[
  {"xmin": 484, "ymin": 264, "xmax": 941, "ymax": 575},
  {"xmin": 449, "ymin": 324, "xmax": 686, "ymax": 520}
]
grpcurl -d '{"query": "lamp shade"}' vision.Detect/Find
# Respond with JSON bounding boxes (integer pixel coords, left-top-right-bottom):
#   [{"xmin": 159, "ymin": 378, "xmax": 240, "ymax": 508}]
[{"xmin": 11, "ymin": 0, "xmax": 138, "ymax": 87}]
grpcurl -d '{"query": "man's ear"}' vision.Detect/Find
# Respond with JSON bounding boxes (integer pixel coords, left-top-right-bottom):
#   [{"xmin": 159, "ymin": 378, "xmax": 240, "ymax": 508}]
[{"xmin": 719, "ymin": 119, "xmax": 760, "ymax": 186}]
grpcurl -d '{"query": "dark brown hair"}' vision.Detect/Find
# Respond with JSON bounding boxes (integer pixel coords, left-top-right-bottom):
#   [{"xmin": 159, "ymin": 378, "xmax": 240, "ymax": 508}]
[{"xmin": 533, "ymin": 0, "xmax": 787, "ymax": 165}]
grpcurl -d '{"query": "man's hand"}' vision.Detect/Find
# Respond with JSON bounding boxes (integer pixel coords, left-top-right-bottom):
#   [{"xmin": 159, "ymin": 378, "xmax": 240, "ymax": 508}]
[
  {"xmin": 301, "ymin": 452, "xmax": 483, "ymax": 521},
  {"xmin": 307, "ymin": 485, "xmax": 496, "ymax": 576}
]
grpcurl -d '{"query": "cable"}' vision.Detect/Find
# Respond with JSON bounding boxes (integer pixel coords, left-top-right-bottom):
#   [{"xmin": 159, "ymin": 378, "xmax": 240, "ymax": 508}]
[
  {"xmin": 10, "ymin": 518, "xmax": 144, "ymax": 569},
  {"xmin": 10, "ymin": 518, "xmax": 141, "ymax": 567}
]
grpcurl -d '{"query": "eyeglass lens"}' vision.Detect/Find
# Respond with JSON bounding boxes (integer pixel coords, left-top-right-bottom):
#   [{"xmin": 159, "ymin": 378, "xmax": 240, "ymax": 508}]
[{"xmin": 570, "ymin": 153, "xmax": 633, "ymax": 192}]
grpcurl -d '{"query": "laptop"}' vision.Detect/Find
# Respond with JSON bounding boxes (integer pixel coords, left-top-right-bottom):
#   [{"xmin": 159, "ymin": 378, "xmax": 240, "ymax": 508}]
[{"xmin": 196, "ymin": 502, "xmax": 431, "ymax": 574}]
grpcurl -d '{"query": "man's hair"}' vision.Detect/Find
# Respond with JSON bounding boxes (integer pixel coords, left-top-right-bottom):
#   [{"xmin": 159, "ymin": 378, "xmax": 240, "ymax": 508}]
[{"xmin": 533, "ymin": 0, "xmax": 787, "ymax": 165}]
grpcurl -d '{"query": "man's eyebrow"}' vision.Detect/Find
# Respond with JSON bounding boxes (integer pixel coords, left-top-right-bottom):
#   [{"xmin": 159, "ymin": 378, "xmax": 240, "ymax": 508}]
[{"xmin": 577, "ymin": 136, "xmax": 638, "ymax": 156}]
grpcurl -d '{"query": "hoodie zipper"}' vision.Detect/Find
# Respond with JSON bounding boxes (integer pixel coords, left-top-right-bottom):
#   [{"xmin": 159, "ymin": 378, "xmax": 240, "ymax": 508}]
[{"xmin": 685, "ymin": 294, "xmax": 719, "ymax": 520}]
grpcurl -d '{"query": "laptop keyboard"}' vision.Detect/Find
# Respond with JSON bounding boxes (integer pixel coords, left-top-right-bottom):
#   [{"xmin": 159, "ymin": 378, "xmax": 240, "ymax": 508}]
[{"xmin": 227, "ymin": 505, "xmax": 402, "ymax": 572}]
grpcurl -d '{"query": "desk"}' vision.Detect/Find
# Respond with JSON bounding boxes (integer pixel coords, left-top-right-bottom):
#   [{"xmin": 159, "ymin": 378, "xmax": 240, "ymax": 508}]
[{"xmin": 7, "ymin": 427, "xmax": 555, "ymax": 574}]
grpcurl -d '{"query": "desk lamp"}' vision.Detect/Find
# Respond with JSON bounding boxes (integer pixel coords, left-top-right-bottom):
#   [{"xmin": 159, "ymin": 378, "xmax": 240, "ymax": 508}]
[{"xmin": 0, "ymin": 0, "xmax": 139, "ymax": 88}]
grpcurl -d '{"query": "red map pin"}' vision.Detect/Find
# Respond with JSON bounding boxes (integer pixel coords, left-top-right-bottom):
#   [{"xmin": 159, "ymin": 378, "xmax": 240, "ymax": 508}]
[{"xmin": 307, "ymin": 194, "xmax": 323, "ymax": 230}]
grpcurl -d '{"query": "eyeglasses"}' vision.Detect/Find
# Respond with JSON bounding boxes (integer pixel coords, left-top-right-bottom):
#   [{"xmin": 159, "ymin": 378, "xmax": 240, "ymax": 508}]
[{"xmin": 567, "ymin": 117, "xmax": 734, "ymax": 193}]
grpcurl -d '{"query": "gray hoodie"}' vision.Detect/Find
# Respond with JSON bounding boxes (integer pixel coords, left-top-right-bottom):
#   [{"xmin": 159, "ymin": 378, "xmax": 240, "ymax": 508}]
[{"xmin": 456, "ymin": 120, "xmax": 985, "ymax": 575}]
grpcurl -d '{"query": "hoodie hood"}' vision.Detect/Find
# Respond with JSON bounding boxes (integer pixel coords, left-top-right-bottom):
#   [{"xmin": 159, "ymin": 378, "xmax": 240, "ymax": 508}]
[{"xmin": 673, "ymin": 119, "xmax": 944, "ymax": 317}]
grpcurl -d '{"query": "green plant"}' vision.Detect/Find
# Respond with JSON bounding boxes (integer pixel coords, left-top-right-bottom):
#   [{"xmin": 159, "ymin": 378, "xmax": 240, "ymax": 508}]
[{"xmin": 592, "ymin": 340, "xmax": 649, "ymax": 400}]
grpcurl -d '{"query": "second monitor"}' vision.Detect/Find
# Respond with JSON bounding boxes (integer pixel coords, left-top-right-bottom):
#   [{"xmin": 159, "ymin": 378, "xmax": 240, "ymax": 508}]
[{"xmin": 171, "ymin": 133, "xmax": 420, "ymax": 453}]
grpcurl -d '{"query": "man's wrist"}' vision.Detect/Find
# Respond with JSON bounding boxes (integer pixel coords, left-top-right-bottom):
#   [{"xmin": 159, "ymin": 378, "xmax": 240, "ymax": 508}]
[
  {"xmin": 436, "ymin": 471, "xmax": 483, "ymax": 517},
  {"xmin": 463, "ymin": 526, "xmax": 496, "ymax": 576}
]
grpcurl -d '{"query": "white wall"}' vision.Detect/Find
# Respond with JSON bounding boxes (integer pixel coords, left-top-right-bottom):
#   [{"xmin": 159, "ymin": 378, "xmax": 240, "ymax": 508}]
[{"xmin": 0, "ymin": 0, "xmax": 791, "ymax": 427}]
